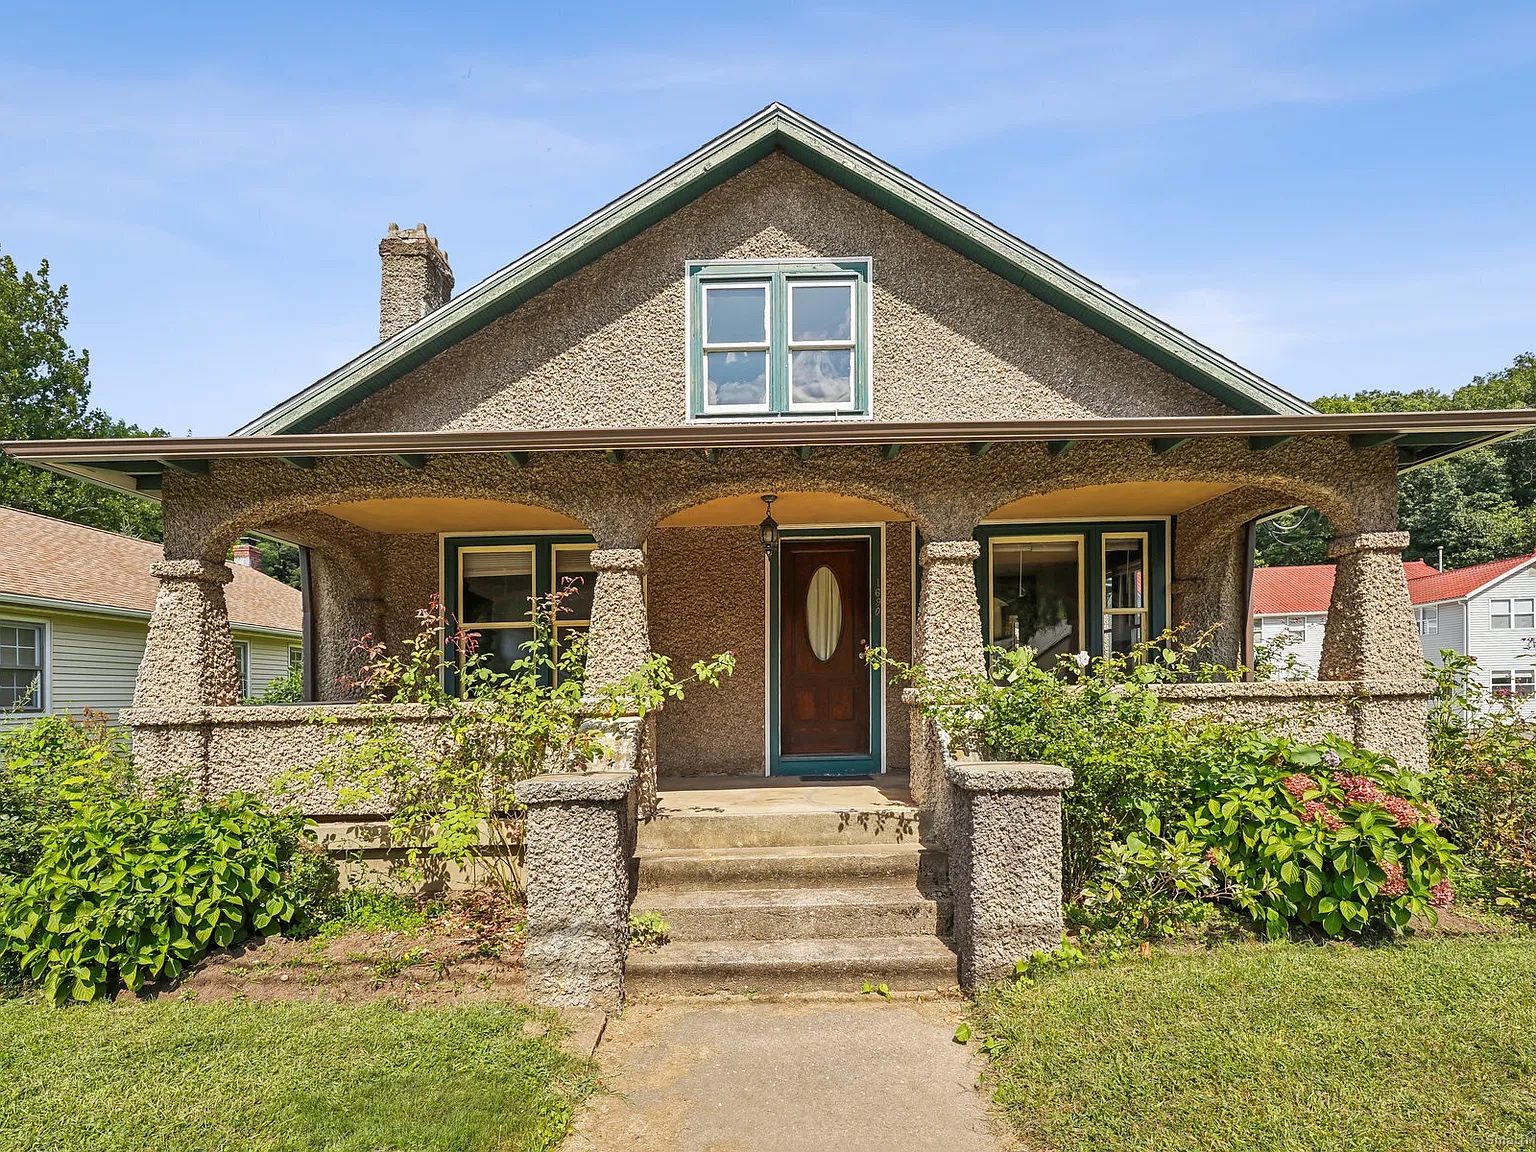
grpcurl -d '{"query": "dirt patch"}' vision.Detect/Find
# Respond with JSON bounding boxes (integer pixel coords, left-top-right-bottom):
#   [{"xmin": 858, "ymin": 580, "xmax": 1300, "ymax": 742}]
[{"xmin": 157, "ymin": 892, "xmax": 527, "ymax": 1007}]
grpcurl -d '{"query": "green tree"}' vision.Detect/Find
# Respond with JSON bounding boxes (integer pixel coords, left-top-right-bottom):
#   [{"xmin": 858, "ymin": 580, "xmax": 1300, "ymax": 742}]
[
  {"xmin": 0, "ymin": 246, "xmax": 164, "ymax": 539},
  {"xmin": 1255, "ymin": 353, "xmax": 1536, "ymax": 569}
]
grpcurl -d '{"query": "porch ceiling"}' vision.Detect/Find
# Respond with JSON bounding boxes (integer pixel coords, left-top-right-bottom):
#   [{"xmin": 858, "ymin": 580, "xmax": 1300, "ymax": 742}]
[
  {"xmin": 983, "ymin": 480, "xmax": 1239, "ymax": 521},
  {"xmin": 316, "ymin": 497, "xmax": 584, "ymax": 534},
  {"xmin": 4, "ymin": 410, "xmax": 1534, "ymax": 500}
]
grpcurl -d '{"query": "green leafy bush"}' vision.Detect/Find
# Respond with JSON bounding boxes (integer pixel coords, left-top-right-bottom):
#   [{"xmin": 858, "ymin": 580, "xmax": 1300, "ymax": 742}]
[
  {"xmin": 2, "ymin": 785, "xmax": 336, "ymax": 1003},
  {"xmin": 1426, "ymin": 653, "xmax": 1536, "ymax": 918},
  {"xmin": 0, "ymin": 714, "xmax": 129, "ymax": 881},
  {"xmin": 247, "ymin": 664, "xmax": 303, "ymax": 705},
  {"xmin": 1185, "ymin": 734, "xmax": 1456, "ymax": 938},
  {"xmin": 297, "ymin": 593, "xmax": 733, "ymax": 899},
  {"xmin": 874, "ymin": 629, "xmax": 1243, "ymax": 896}
]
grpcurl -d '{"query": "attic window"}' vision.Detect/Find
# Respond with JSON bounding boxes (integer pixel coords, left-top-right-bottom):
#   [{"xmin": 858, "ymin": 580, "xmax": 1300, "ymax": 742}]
[{"xmin": 688, "ymin": 259, "xmax": 870, "ymax": 419}]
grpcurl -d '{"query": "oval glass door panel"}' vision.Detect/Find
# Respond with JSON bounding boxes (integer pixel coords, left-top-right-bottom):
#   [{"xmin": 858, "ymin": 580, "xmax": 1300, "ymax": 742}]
[{"xmin": 805, "ymin": 565, "xmax": 843, "ymax": 662}]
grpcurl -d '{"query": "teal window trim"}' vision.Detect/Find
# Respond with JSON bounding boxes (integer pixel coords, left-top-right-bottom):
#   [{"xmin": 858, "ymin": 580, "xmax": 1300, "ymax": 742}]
[
  {"xmin": 973, "ymin": 520, "xmax": 1169, "ymax": 658},
  {"xmin": 441, "ymin": 532, "xmax": 596, "ymax": 692},
  {"xmin": 767, "ymin": 526, "xmax": 884, "ymax": 777},
  {"xmin": 687, "ymin": 258, "xmax": 872, "ymax": 419}
]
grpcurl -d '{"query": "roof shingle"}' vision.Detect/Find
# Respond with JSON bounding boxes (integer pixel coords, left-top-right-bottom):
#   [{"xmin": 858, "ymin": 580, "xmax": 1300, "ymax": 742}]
[
  {"xmin": 1254, "ymin": 550, "xmax": 1536, "ymax": 615},
  {"xmin": 0, "ymin": 507, "xmax": 300, "ymax": 632}
]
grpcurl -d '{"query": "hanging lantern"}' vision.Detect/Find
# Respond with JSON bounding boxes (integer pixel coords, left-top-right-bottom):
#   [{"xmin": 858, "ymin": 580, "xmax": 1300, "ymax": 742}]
[{"xmin": 758, "ymin": 494, "xmax": 780, "ymax": 557}]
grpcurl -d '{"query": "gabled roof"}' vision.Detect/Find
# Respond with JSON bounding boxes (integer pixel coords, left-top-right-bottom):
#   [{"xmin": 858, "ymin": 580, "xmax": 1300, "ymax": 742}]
[
  {"xmin": 1254, "ymin": 551, "xmax": 1536, "ymax": 615},
  {"xmin": 0, "ymin": 507, "xmax": 301, "ymax": 633},
  {"xmin": 239, "ymin": 103, "xmax": 1316, "ymax": 435},
  {"xmin": 1406, "ymin": 550, "xmax": 1536, "ymax": 603},
  {"xmin": 1253, "ymin": 565, "xmax": 1338, "ymax": 615}
]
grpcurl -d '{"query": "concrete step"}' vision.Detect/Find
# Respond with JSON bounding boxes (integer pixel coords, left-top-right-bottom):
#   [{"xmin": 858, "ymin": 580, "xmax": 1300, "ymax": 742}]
[
  {"xmin": 634, "ymin": 884, "xmax": 951, "ymax": 942},
  {"xmin": 625, "ymin": 935, "xmax": 960, "ymax": 996},
  {"xmin": 636, "ymin": 843, "xmax": 947, "ymax": 892},
  {"xmin": 636, "ymin": 807, "xmax": 928, "ymax": 850}
]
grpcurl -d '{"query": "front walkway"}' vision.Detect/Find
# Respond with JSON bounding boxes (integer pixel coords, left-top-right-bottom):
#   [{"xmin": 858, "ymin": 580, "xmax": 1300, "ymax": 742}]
[{"xmin": 566, "ymin": 999, "xmax": 1014, "ymax": 1151}]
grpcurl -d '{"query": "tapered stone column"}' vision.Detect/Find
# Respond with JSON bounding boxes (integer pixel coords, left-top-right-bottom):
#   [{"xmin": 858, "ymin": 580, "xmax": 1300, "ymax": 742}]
[
  {"xmin": 582, "ymin": 548, "xmax": 651, "ymax": 692},
  {"xmin": 134, "ymin": 560, "xmax": 240, "ymax": 709},
  {"xmin": 909, "ymin": 539, "xmax": 986, "ymax": 831},
  {"xmin": 915, "ymin": 539, "xmax": 986, "ymax": 682},
  {"xmin": 1318, "ymin": 532, "xmax": 1422, "ymax": 681},
  {"xmin": 128, "ymin": 560, "xmax": 240, "ymax": 785}
]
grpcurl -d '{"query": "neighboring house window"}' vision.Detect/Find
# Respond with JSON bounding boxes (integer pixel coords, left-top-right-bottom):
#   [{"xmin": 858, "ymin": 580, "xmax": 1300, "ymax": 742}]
[
  {"xmin": 1416, "ymin": 606, "xmax": 1439, "ymax": 636},
  {"xmin": 0, "ymin": 621, "xmax": 43, "ymax": 712},
  {"xmin": 288, "ymin": 645, "xmax": 304, "ymax": 672},
  {"xmin": 1284, "ymin": 616, "xmax": 1307, "ymax": 641},
  {"xmin": 1490, "ymin": 598, "xmax": 1535, "ymax": 630},
  {"xmin": 233, "ymin": 641, "xmax": 250, "ymax": 700},
  {"xmin": 1492, "ymin": 670, "xmax": 1535, "ymax": 698},
  {"xmin": 688, "ymin": 259, "xmax": 871, "ymax": 419}
]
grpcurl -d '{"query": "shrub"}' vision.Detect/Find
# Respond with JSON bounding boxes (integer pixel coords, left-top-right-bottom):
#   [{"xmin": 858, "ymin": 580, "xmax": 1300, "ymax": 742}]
[
  {"xmin": 873, "ymin": 629, "xmax": 1244, "ymax": 896},
  {"xmin": 298, "ymin": 592, "xmax": 733, "ymax": 899},
  {"xmin": 1426, "ymin": 653, "xmax": 1536, "ymax": 918},
  {"xmin": 1, "ymin": 785, "xmax": 337, "ymax": 1003},
  {"xmin": 1184, "ymin": 734, "xmax": 1457, "ymax": 938},
  {"xmin": 247, "ymin": 665, "xmax": 303, "ymax": 705},
  {"xmin": 0, "ymin": 713, "xmax": 129, "ymax": 881}
]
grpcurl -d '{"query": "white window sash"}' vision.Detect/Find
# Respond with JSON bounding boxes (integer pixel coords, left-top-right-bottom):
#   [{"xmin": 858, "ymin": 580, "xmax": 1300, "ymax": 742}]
[
  {"xmin": 700, "ymin": 280, "xmax": 773, "ymax": 415},
  {"xmin": 785, "ymin": 277, "xmax": 859, "ymax": 414}
]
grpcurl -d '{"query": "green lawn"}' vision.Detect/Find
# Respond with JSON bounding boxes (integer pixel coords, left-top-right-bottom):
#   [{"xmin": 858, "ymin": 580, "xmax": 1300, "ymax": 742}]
[
  {"xmin": 975, "ymin": 934, "xmax": 1536, "ymax": 1152},
  {"xmin": 0, "ymin": 999, "xmax": 593, "ymax": 1152}
]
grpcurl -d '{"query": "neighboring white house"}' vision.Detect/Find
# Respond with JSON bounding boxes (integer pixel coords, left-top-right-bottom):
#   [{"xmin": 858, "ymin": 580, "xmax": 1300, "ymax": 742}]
[
  {"xmin": 1254, "ymin": 550, "xmax": 1536, "ymax": 699},
  {"xmin": 0, "ymin": 507, "xmax": 302, "ymax": 728}
]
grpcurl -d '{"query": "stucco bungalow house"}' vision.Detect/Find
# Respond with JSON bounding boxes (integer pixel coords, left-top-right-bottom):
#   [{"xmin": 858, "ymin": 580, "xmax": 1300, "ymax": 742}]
[
  {"xmin": 6, "ymin": 105, "xmax": 1534, "ymax": 1005},
  {"xmin": 0, "ymin": 507, "xmax": 301, "ymax": 729}
]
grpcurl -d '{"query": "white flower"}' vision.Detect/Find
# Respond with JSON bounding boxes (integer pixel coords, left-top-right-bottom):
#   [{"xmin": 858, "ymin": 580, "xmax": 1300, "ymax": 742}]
[{"xmin": 1074, "ymin": 651, "xmax": 1091, "ymax": 670}]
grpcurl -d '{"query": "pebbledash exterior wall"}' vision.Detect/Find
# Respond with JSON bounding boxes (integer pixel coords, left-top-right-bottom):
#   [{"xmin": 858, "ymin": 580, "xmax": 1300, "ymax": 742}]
[{"xmin": 119, "ymin": 149, "xmax": 1431, "ymax": 805}]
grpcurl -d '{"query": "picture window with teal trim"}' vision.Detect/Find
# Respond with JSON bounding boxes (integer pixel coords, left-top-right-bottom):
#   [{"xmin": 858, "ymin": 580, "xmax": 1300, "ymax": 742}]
[
  {"xmin": 442, "ymin": 534, "xmax": 598, "ymax": 691},
  {"xmin": 975, "ymin": 522, "xmax": 1168, "ymax": 660},
  {"xmin": 688, "ymin": 259, "xmax": 871, "ymax": 418}
]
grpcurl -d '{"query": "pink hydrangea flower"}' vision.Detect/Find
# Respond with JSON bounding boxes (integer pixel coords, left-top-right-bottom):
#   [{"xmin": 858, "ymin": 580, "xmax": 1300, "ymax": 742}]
[
  {"xmin": 1204, "ymin": 848, "xmax": 1222, "ymax": 867},
  {"xmin": 1300, "ymin": 800, "xmax": 1343, "ymax": 832},
  {"xmin": 1430, "ymin": 880, "xmax": 1455, "ymax": 907},
  {"xmin": 1336, "ymin": 773, "xmax": 1386, "ymax": 806},
  {"xmin": 1378, "ymin": 794, "xmax": 1427, "ymax": 827},
  {"xmin": 1283, "ymin": 773, "xmax": 1318, "ymax": 802},
  {"xmin": 1380, "ymin": 861, "xmax": 1408, "ymax": 897}
]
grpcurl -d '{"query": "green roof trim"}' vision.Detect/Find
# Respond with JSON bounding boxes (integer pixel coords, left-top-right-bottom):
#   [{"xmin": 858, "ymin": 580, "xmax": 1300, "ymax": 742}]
[{"xmin": 238, "ymin": 104, "xmax": 1314, "ymax": 436}]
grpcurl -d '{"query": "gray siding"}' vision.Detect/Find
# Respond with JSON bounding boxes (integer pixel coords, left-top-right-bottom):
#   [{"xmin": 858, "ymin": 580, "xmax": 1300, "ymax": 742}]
[{"xmin": 0, "ymin": 602, "xmax": 299, "ymax": 730}]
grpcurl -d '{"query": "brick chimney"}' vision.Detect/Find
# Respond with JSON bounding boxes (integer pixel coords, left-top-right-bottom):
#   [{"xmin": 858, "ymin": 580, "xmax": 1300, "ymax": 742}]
[
  {"xmin": 378, "ymin": 223, "xmax": 454, "ymax": 342},
  {"xmin": 232, "ymin": 541, "xmax": 262, "ymax": 571}
]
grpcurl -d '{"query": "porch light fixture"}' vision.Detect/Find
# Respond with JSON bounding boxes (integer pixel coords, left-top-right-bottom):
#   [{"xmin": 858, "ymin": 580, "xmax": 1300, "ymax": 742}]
[{"xmin": 759, "ymin": 494, "xmax": 780, "ymax": 557}]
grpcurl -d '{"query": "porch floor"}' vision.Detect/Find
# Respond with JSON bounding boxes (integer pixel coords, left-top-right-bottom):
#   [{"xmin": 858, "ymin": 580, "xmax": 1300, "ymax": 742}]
[{"xmin": 652, "ymin": 773, "xmax": 915, "ymax": 819}]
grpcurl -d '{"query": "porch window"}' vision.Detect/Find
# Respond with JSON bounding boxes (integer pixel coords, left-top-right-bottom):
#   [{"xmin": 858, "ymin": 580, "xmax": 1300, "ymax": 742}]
[
  {"xmin": 689, "ymin": 259, "xmax": 870, "ymax": 419},
  {"xmin": 1101, "ymin": 534, "xmax": 1150, "ymax": 655},
  {"xmin": 552, "ymin": 544, "xmax": 597, "ymax": 681},
  {"xmin": 0, "ymin": 621, "xmax": 43, "ymax": 711},
  {"xmin": 1492, "ymin": 670, "xmax": 1534, "ymax": 698},
  {"xmin": 978, "ymin": 522, "xmax": 1167, "ymax": 660},
  {"xmin": 459, "ymin": 546, "xmax": 537, "ymax": 674},
  {"xmin": 988, "ymin": 538, "xmax": 1082, "ymax": 661},
  {"xmin": 441, "ymin": 533, "xmax": 601, "ymax": 690}
]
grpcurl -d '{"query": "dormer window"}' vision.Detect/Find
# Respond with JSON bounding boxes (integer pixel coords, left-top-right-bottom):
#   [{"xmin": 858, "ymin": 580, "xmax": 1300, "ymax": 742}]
[{"xmin": 688, "ymin": 259, "xmax": 870, "ymax": 419}]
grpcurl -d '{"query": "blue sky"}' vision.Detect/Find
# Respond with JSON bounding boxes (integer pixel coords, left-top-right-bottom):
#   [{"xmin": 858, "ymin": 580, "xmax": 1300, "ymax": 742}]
[{"xmin": 2, "ymin": 1, "xmax": 1533, "ymax": 434}]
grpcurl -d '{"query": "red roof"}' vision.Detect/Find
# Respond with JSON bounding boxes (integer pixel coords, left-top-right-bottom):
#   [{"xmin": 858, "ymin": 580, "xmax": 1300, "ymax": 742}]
[
  {"xmin": 1406, "ymin": 550, "xmax": 1536, "ymax": 603},
  {"xmin": 1254, "ymin": 550, "xmax": 1536, "ymax": 615}
]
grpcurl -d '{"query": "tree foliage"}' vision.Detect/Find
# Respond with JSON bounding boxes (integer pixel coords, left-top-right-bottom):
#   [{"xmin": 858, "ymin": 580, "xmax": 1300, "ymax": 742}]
[
  {"xmin": 1256, "ymin": 353, "xmax": 1536, "ymax": 568},
  {"xmin": 0, "ymin": 246, "xmax": 164, "ymax": 539}
]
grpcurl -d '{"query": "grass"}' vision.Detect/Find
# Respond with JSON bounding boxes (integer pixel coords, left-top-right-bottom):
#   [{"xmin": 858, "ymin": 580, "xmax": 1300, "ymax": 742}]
[
  {"xmin": 973, "ymin": 934, "xmax": 1536, "ymax": 1152},
  {"xmin": 0, "ymin": 999, "xmax": 593, "ymax": 1152}
]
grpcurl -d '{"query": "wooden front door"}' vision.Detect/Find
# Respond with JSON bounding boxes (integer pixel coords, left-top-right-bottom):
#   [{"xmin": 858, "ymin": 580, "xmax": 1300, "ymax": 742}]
[{"xmin": 779, "ymin": 539, "xmax": 871, "ymax": 759}]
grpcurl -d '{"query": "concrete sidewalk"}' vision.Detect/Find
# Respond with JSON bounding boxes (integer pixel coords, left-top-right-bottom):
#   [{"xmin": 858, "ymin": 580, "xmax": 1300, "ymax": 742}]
[{"xmin": 564, "ymin": 997, "xmax": 1015, "ymax": 1152}]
